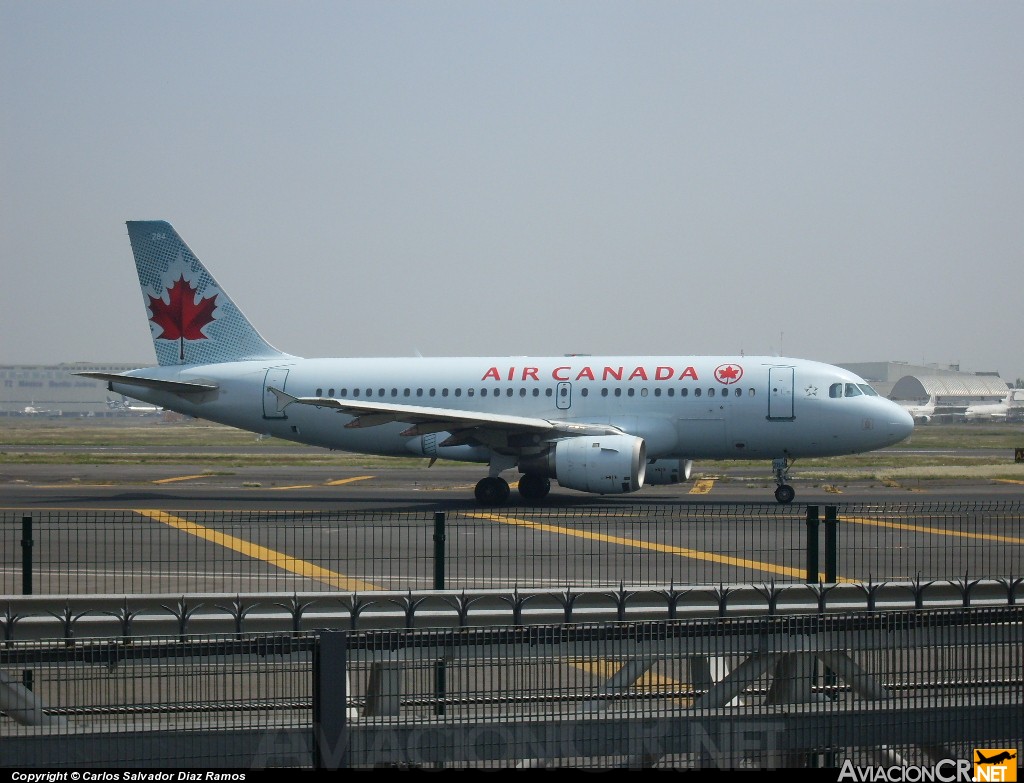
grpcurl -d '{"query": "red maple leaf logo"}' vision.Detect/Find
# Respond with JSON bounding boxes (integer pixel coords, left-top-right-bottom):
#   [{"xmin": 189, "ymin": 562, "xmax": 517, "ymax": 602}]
[
  {"xmin": 715, "ymin": 364, "xmax": 743, "ymax": 384},
  {"xmin": 148, "ymin": 276, "xmax": 217, "ymax": 341}
]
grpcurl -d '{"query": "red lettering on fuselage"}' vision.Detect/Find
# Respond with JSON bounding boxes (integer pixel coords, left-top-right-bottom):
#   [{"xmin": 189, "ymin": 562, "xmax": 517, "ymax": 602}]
[
  {"xmin": 575, "ymin": 367, "xmax": 595, "ymax": 381},
  {"xmin": 481, "ymin": 365, "xmax": 702, "ymax": 382}
]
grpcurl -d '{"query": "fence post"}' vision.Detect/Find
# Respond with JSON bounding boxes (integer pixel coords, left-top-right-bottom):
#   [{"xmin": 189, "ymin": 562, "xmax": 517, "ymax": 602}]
[
  {"xmin": 21, "ymin": 516, "xmax": 32, "ymax": 596},
  {"xmin": 805, "ymin": 506, "xmax": 820, "ymax": 584},
  {"xmin": 433, "ymin": 511, "xmax": 448, "ymax": 716},
  {"xmin": 433, "ymin": 511, "xmax": 446, "ymax": 590},
  {"xmin": 313, "ymin": 630, "xmax": 349, "ymax": 769},
  {"xmin": 824, "ymin": 506, "xmax": 838, "ymax": 583},
  {"xmin": 21, "ymin": 516, "xmax": 34, "ymax": 692}
]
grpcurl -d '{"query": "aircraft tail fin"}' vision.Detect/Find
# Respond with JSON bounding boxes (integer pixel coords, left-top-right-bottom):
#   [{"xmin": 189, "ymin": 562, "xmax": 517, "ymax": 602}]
[{"xmin": 126, "ymin": 221, "xmax": 291, "ymax": 366}]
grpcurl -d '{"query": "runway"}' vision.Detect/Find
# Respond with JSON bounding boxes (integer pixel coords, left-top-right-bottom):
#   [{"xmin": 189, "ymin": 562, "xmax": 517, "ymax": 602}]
[{"xmin": 2, "ymin": 458, "xmax": 1023, "ymax": 512}]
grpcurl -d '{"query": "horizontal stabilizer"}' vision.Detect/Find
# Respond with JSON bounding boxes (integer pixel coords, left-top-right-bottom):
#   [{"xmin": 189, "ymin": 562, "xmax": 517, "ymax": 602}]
[{"xmin": 74, "ymin": 372, "xmax": 218, "ymax": 394}]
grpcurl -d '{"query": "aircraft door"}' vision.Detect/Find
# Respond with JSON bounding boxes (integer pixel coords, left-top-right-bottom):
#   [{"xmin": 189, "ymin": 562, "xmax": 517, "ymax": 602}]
[
  {"xmin": 263, "ymin": 368, "xmax": 290, "ymax": 419},
  {"xmin": 556, "ymin": 382, "xmax": 572, "ymax": 410},
  {"xmin": 767, "ymin": 366, "xmax": 795, "ymax": 420}
]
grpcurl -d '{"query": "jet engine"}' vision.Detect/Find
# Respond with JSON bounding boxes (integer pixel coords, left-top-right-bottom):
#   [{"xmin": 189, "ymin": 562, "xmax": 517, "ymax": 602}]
[
  {"xmin": 644, "ymin": 458, "xmax": 693, "ymax": 485},
  {"xmin": 519, "ymin": 434, "xmax": 646, "ymax": 494}
]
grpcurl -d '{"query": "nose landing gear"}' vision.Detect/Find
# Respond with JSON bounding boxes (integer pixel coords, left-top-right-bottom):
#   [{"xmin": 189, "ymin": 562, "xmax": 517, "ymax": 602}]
[{"xmin": 772, "ymin": 457, "xmax": 796, "ymax": 504}]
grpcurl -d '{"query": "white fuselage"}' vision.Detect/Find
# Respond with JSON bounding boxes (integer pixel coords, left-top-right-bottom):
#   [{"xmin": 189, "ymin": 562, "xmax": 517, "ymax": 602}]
[{"xmin": 110, "ymin": 355, "xmax": 914, "ymax": 464}]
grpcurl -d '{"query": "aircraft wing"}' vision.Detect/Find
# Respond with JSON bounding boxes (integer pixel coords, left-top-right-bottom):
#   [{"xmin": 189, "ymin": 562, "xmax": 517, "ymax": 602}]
[{"xmin": 267, "ymin": 387, "xmax": 622, "ymax": 440}]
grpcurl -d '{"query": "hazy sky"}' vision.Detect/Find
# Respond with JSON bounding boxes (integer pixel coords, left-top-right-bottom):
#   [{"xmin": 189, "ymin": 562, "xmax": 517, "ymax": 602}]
[{"xmin": 3, "ymin": 1, "xmax": 1022, "ymax": 382}]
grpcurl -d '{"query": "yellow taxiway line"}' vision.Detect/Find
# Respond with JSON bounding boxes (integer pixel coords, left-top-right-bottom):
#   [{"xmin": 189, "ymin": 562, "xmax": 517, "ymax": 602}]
[
  {"xmin": 470, "ymin": 511, "xmax": 809, "ymax": 580},
  {"xmin": 843, "ymin": 515, "xmax": 1024, "ymax": 546},
  {"xmin": 135, "ymin": 509, "xmax": 380, "ymax": 591},
  {"xmin": 151, "ymin": 474, "xmax": 211, "ymax": 484}
]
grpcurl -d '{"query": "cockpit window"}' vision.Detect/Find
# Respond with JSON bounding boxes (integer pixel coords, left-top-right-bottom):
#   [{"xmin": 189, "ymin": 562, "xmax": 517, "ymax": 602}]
[
  {"xmin": 857, "ymin": 384, "xmax": 879, "ymax": 396},
  {"xmin": 844, "ymin": 383, "xmax": 863, "ymax": 397},
  {"xmin": 830, "ymin": 383, "xmax": 843, "ymax": 398}
]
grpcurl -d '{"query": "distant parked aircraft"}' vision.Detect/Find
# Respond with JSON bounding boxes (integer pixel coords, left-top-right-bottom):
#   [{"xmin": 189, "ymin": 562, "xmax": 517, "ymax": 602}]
[
  {"xmin": 75, "ymin": 220, "xmax": 915, "ymax": 505},
  {"xmin": 106, "ymin": 395, "xmax": 161, "ymax": 415},
  {"xmin": 22, "ymin": 403, "xmax": 60, "ymax": 417}
]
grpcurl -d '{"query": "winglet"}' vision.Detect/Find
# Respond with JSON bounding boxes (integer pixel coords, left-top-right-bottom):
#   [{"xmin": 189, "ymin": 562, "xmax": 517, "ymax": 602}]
[{"xmin": 267, "ymin": 386, "xmax": 298, "ymax": 412}]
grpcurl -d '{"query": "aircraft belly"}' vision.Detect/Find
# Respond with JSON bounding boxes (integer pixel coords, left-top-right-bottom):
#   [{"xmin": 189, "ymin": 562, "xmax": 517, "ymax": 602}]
[{"xmin": 676, "ymin": 418, "xmax": 728, "ymax": 459}]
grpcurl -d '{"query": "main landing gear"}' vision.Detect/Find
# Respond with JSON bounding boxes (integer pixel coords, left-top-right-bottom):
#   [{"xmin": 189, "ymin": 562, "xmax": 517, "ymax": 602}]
[
  {"xmin": 772, "ymin": 457, "xmax": 796, "ymax": 504},
  {"xmin": 474, "ymin": 476, "xmax": 510, "ymax": 505},
  {"xmin": 473, "ymin": 473, "xmax": 551, "ymax": 505}
]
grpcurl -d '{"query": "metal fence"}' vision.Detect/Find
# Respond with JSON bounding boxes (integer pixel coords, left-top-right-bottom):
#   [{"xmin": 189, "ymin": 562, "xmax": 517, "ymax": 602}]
[
  {"xmin": 3, "ymin": 501, "xmax": 1022, "ymax": 595},
  {"xmin": 2, "ymin": 606, "xmax": 1022, "ymax": 769}
]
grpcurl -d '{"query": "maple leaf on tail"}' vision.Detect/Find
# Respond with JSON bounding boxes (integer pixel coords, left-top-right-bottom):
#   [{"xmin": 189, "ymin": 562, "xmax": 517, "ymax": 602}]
[{"xmin": 148, "ymin": 275, "xmax": 218, "ymax": 361}]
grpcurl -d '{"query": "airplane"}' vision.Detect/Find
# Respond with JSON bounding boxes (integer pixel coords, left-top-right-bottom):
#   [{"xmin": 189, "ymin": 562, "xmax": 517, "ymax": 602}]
[
  {"xmin": 975, "ymin": 750, "xmax": 1016, "ymax": 764},
  {"xmin": 22, "ymin": 403, "xmax": 60, "ymax": 417},
  {"xmin": 106, "ymin": 395, "xmax": 161, "ymax": 415},
  {"xmin": 896, "ymin": 399, "xmax": 935, "ymax": 425},
  {"xmin": 74, "ymin": 220, "xmax": 915, "ymax": 505}
]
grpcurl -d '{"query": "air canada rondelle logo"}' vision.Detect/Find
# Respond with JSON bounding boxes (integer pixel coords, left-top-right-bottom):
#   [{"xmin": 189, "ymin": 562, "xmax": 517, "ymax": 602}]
[{"xmin": 714, "ymin": 364, "xmax": 743, "ymax": 384}]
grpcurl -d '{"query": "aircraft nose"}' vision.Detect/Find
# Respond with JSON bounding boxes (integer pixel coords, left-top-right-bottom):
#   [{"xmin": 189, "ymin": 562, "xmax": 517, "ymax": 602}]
[{"xmin": 887, "ymin": 402, "xmax": 915, "ymax": 444}]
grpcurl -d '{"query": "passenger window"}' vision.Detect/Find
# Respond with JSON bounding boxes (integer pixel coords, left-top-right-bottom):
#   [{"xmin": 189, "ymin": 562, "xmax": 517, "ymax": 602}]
[
  {"xmin": 708, "ymin": 388, "xmax": 715, "ymax": 397},
  {"xmin": 519, "ymin": 388, "xmax": 527, "ymax": 397},
  {"xmin": 340, "ymin": 389, "xmax": 348, "ymax": 398},
  {"xmin": 654, "ymin": 388, "xmax": 661, "ymax": 397},
  {"xmin": 429, "ymin": 388, "xmax": 436, "ymax": 397},
  {"xmin": 391, "ymin": 388, "xmax": 398, "ymax": 397},
  {"xmin": 614, "ymin": 388, "xmax": 622, "ymax": 397},
  {"xmin": 481, "ymin": 388, "xmax": 488, "ymax": 397},
  {"xmin": 695, "ymin": 388, "xmax": 702, "ymax": 397},
  {"xmin": 627, "ymin": 388, "xmax": 635, "ymax": 397},
  {"xmin": 580, "ymin": 388, "xmax": 588, "ymax": 397},
  {"xmin": 680, "ymin": 388, "xmax": 688, "ymax": 397},
  {"xmin": 352, "ymin": 388, "xmax": 360, "ymax": 397},
  {"xmin": 601, "ymin": 388, "xmax": 608, "ymax": 397},
  {"xmin": 734, "ymin": 388, "xmax": 741, "ymax": 397},
  {"xmin": 316, "ymin": 388, "xmax": 323, "ymax": 396},
  {"xmin": 378, "ymin": 388, "xmax": 385, "ymax": 397},
  {"xmin": 455, "ymin": 388, "xmax": 462, "ymax": 397},
  {"xmin": 442, "ymin": 388, "xmax": 449, "ymax": 397},
  {"xmin": 416, "ymin": 388, "xmax": 423, "ymax": 397},
  {"xmin": 545, "ymin": 389, "xmax": 552, "ymax": 397},
  {"xmin": 403, "ymin": 388, "xmax": 411, "ymax": 397},
  {"xmin": 668, "ymin": 388, "xmax": 674, "ymax": 397},
  {"xmin": 468, "ymin": 388, "xmax": 474, "ymax": 397},
  {"xmin": 533, "ymin": 389, "xmax": 540, "ymax": 397}
]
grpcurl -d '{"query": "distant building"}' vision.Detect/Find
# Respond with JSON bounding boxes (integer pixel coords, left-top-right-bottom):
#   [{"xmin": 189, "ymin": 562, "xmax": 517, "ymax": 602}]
[
  {"xmin": 840, "ymin": 362, "xmax": 1012, "ymax": 424},
  {"xmin": 0, "ymin": 363, "xmax": 147, "ymax": 416}
]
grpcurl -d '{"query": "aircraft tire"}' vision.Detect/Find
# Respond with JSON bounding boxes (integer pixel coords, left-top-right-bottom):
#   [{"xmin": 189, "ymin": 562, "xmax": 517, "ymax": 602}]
[
  {"xmin": 774, "ymin": 484, "xmax": 796, "ymax": 504},
  {"xmin": 475, "ymin": 476, "xmax": 511, "ymax": 505},
  {"xmin": 517, "ymin": 473, "xmax": 551, "ymax": 502}
]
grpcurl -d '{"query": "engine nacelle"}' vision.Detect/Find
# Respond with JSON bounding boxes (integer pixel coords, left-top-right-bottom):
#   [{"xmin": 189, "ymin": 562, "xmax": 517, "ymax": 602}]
[
  {"xmin": 520, "ymin": 434, "xmax": 646, "ymax": 494},
  {"xmin": 645, "ymin": 458, "xmax": 693, "ymax": 485}
]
